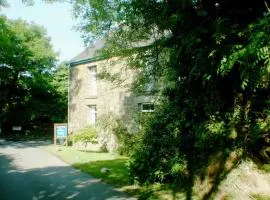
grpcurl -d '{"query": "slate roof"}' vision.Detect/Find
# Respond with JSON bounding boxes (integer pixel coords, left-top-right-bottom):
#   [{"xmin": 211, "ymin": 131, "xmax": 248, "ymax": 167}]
[{"xmin": 70, "ymin": 39, "xmax": 105, "ymax": 66}]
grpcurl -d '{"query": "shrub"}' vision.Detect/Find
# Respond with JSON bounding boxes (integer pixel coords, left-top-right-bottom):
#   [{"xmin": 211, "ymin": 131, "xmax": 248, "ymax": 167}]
[
  {"xmin": 97, "ymin": 113, "xmax": 140, "ymax": 155},
  {"xmin": 74, "ymin": 126, "xmax": 98, "ymax": 151},
  {"xmin": 129, "ymin": 103, "xmax": 186, "ymax": 184}
]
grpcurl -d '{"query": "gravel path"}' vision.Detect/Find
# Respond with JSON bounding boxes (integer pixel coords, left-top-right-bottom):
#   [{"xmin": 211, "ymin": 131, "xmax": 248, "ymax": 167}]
[{"xmin": 0, "ymin": 139, "xmax": 136, "ymax": 200}]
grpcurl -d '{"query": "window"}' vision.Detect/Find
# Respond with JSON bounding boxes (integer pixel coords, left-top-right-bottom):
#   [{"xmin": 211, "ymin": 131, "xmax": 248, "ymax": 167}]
[
  {"xmin": 138, "ymin": 103, "xmax": 154, "ymax": 112},
  {"xmin": 88, "ymin": 105, "xmax": 96, "ymax": 125},
  {"xmin": 88, "ymin": 66, "xmax": 97, "ymax": 97}
]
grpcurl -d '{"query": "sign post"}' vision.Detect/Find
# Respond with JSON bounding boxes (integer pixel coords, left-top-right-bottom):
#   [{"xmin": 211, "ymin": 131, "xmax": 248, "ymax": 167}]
[{"xmin": 54, "ymin": 123, "xmax": 68, "ymax": 146}]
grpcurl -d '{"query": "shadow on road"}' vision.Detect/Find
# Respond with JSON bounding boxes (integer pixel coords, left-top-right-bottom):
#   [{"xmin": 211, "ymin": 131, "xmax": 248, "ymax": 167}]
[
  {"xmin": 0, "ymin": 141, "xmax": 134, "ymax": 200},
  {"xmin": 0, "ymin": 138, "xmax": 52, "ymax": 148}
]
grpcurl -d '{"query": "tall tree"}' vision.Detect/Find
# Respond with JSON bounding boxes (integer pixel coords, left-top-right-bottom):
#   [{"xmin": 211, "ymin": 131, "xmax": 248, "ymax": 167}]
[
  {"xmin": 73, "ymin": 0, "xmax": 270, "ymax": 198},
  {"xmin": 0, "ymin": 16, "xmax": 60, "ymax": 133},
  {"xmin": 50, "ymin": 62, "xmax": 68, "ymax": 122}
]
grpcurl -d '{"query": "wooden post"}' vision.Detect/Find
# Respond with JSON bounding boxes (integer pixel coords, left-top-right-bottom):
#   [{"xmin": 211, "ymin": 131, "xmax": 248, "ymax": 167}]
[
  {"xmin": 66, "ymin": 132, "xmax": 68, "ymax": 146},
  {"xmin": 72, "ymin": 131, "xmax": 74, "ymax": 147},
  {"xmin": 54, "ymin": 124, "xmax": 56, "ymax": 145}
]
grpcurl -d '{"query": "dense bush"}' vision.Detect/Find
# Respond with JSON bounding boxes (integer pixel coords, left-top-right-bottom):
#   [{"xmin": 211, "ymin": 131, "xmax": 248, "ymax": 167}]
[
  {"xmin": 129, "ymin": 103, "xmax": 189, "ymax": 184},
  {"xmin": 129, "ymin": 14, "xmax": 270, "ymax": 186},
  {"xmin": 114, "ymin": 121, "xmax": 141, "ymax": 156}
]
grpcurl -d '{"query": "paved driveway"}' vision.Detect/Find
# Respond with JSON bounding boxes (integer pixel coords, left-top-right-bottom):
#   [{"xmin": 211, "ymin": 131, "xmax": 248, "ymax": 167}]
[{"xmin": 0, "ymin": 139, "xmax": 136, "ymax": 200}]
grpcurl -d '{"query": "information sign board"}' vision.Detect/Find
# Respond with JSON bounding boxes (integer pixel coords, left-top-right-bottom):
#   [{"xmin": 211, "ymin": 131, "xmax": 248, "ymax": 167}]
[
  {"xmin": 56, "ymin": 126, "xmax": 67, "ymax": 138},
  {"xmin": 54, "ymin": 123, "xmax": 68, "ymax": 145}
]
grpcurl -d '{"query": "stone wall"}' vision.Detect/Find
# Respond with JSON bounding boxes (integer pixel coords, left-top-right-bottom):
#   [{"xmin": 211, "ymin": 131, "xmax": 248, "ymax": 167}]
[{"xmin": 68, "ymin": 57, "xmax": 141, "ymax": 152}]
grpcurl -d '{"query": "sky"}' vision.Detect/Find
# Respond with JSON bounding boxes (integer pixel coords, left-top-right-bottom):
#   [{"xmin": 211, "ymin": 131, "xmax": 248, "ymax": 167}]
[{"xmin": 1, "ymin": 0, "xmax": 85, "ymax": 62}]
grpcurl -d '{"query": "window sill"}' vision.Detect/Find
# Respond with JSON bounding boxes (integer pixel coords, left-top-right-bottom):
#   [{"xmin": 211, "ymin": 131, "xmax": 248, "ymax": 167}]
[
  {"xmin": 85, "ymin": 96, "xmax": 97, "ymax": 99},
  {"xmin": 140, "ymin": 110, "xmax": 154, "ymax": 113}
]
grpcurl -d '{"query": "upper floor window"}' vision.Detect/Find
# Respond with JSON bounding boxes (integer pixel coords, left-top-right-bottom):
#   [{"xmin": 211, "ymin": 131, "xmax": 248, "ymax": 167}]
[{"xmin": 88, "ymin": 66, "xmax": 97, "ymax": 97}]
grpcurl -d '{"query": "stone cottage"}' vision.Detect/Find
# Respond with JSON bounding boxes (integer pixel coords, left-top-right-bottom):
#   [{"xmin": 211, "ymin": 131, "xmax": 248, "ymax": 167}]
[{"xmin": 68, "ymin": 40, "xmax": 155, "ymax": 151}]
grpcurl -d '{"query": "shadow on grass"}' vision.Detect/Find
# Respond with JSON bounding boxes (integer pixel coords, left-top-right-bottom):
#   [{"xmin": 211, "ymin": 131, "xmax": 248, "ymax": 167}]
[
  {"xmin": 72, "ymin": 148, "xmax": 242, "ymax": 200},
  {"xmin": 73, "ymin": 159, "xmax": 190, "ymax": 199},
  {"xmin": 73, "ymin": 159, "xmax": 129, "ymax": 187},
  {"xmin": 251, "ymin": 194, "xmax": 270, "ymax": 200}
]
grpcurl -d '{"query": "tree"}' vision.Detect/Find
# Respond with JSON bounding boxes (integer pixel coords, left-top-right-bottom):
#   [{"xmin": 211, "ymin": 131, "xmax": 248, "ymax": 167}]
[
  {"xmin": 22, "ymin": 63, "xmax": 68, "ymax": 125},
  {"xmin": 0, "ymin": 0, "xmax": 8, "ymax": 8},
  {"xmin": 50, "ymin": 62, "xmax": 68, "ymax": 122},
  {"xmin": 0, "ymin": 16, "xmax": 64, "ymax": 134},
  {"xmin": 72, "ymin": 0, "xmax": 270, "ymax": 199},
  {"xmin": 74, "ymin": 126, "xmax": 98, "ymax": 152}
]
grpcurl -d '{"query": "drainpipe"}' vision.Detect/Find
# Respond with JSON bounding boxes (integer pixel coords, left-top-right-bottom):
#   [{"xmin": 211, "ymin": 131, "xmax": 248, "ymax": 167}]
[{"xmin": 67, "ymin": 62, "xmax": 70, "ymax": 138}]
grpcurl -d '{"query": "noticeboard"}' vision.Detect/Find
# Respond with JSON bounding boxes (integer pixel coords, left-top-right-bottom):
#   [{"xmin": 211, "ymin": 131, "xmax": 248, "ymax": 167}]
[{"xmin": 54, "ymin": 123, "xmax": 68, "ymax": 145}]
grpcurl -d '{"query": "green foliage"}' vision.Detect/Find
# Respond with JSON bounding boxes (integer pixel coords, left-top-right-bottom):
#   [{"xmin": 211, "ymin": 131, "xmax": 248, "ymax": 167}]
[
  {"xmin": 252, "ymin": 194, "xmax": 270, "ymax": 200},
  {"xmin": 115, "ymin": 126, "xmax": 140, "ymax": 156},
  {"xmin": 0, "ymin": 0, "xmax": 8, "ymax": 8},
  {"xmin": 44, "ymin": 145, "xmax": 122, "ymax": 164},
  {"xmin": 50, "ymin": 63, "xmax": 68, "ymax": 122},
  {"xmin": 0, "ymin": 16, "xmax": 67, "ymax": 134},
  {"xmin": 72, "ymin": 0, "xmax": 270, "ymax": 198},
  {"xmin": 74, "ymin": 126, "xmax": 98, "ymax": 151},
  {"xmin": 129, "ymin": 104, "xmax": 189, "ymax": 184},
  {"xmin": 97, "ymin": 113, "xmax": 140, "ymax": 155},
  {"xmin": 110, "ymin": 117, "xmax": 140, "ymax": 156},
  {"xmin": 51, "ymin": 63, "xmax": 68, "ymax": 98},
  {"xmin": 73, "ymin": 159, "xmax": 129, "ymax": 187},
  {"xmin": 261, "ymin": 164, "xmax": 270, "ymax": 172},
  {"xmin": 74, "ymin": 126, "xmax": 98, "ymax": 143}
]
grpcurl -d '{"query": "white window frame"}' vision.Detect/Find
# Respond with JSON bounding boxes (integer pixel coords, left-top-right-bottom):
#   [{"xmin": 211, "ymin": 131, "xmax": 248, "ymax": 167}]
[
  {"xmin": 88, "ymin": 66, "xmax": 97, "ymax": 97},
  {"xmin": 138, "ymin": 103, "xmax": 154, "ymax": 112},
  {"xmin": 87, "ymin": 105, "xmax": 97, "ymax": 125}
]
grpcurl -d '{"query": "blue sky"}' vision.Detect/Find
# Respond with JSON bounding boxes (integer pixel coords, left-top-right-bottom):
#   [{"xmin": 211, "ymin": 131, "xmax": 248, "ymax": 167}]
[{"xmin": 1, "ymin": 0, "xmax": 85, "ymax": 62}]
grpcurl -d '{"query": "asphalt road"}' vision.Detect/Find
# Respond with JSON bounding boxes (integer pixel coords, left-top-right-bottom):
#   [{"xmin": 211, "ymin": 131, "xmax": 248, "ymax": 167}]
[{"xmin": 0, "ymin": 139, "xmax": 136, "ymax": 200}]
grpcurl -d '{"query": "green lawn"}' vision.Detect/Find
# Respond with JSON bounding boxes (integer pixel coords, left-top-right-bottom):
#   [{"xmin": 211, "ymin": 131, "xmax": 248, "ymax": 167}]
[
  {"xmin": 72, "ymin": 158, "xmax": 182, "ymax": 199},
  {"xmin": 44, "ymin": 145, "xmax": 270, "ymax": 200},
  {"xmin": 43, "ymin": 145, "xmax": 131, "ymax": 189},
  {"xmin": 73, "ymin": 159, "xmax": 129, "ymax": 188},
  {"xmin": 43, "ymin": 145, "xmax": 123, "ymax": 164},
  {"xmin": 43, "ymin": 145, "xmax": 183, "ymax": 200}
]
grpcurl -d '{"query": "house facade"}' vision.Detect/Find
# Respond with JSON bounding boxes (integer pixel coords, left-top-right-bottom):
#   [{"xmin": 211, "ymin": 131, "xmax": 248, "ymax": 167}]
[{"xmin": 68, "ymin": 41, "xmax": 155, "ymax": 151}]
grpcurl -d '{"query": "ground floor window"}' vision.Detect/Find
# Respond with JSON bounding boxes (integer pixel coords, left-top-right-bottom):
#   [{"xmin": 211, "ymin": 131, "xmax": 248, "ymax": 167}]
[
  {"xmin": 88, "ymin": 105, "xmax": 96, "ymax": 125},
  {"xmin": 138, "ymin": 103, "xmax": 154, "ymax": 112}
]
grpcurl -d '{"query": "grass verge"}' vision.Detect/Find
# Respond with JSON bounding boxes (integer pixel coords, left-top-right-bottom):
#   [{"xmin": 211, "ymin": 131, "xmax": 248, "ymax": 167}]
[
  {"xmin": 43, "ymin": 145, "xmax": 183, "ymax": 200},
  {"xmin": 43, "ymin": 145, "xmax": 123, "ymax": 164},
  {"xmin": 73, "ymin": 159, "xmax": 129, "ymax": 188},
  {"xmin": 43, "ymin": 145, "xmax": 270, "ymax": 199}
]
